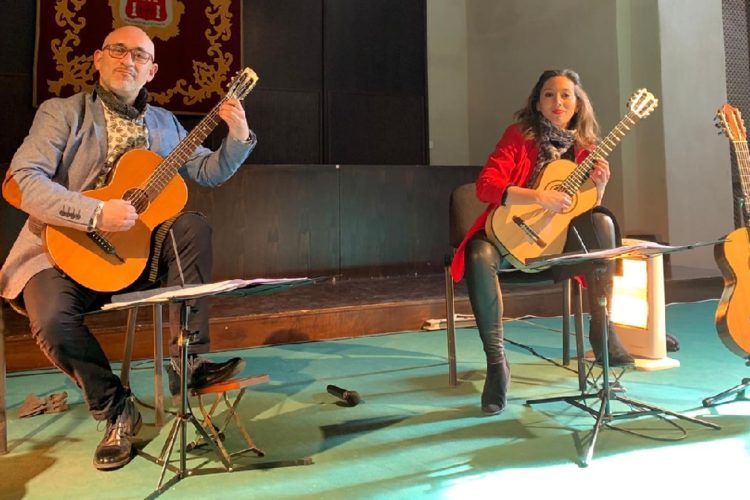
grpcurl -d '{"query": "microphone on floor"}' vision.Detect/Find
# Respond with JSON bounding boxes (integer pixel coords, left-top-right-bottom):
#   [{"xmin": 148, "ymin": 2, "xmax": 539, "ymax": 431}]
[{"xmin": 327, "ymin": 384, "xmax": 362, "ymax": 406}]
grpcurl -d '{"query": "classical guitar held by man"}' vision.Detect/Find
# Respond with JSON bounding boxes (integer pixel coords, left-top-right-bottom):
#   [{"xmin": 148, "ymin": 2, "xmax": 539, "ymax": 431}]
[{"xmin": 43, "ymin": 68, "xmax": 259, "ymax": 292}]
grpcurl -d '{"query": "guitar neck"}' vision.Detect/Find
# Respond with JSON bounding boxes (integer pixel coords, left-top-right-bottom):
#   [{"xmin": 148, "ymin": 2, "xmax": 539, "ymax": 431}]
[
  {"xmin": 143, "ymin": 97, "xmax": 229, "ymax": 198},
  {"xmin": 558, "ymin": 110, "xmax": 640, "ymax": 196},
  {"xmin": 732, "ymin": 139, "xmax": 750, "ymax": 226}
]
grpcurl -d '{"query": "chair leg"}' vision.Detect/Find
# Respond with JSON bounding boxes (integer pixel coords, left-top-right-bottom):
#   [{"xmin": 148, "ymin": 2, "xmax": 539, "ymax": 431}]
[
  {"xmin": 224, "ymin": 390, "xmax": 264, "ymax": 457},
  {"xmin": 120, "ymin": 305, "xmax": 165, "ymax": 426},
  {"xmin": 121, "ymin": 306, "xmax": 139, "ymax": 388},
  {"xmin": 572, "ymin": 280, "xmax": 587, "ymax": 392},
  {"xmin": 192, "ymin": 392, "xmax": 234, "ymax": 465},
  {"xmin": 190, "ymin": 386, "xmax": 266, "ymax": 467},
  {"xmin": 562, "ymin": 280, "xmax": 572, "ymax": 365},
  {"xmin": 153, "ymin": 304, "xmax": 165, "ymax": 427},
  {"xmin": 0, "ymin": 306, "xmax": 7, "ymax": 455},
  {"xmin": 445, "ymin": 261, "xmax": 458, "ymax": 387}
]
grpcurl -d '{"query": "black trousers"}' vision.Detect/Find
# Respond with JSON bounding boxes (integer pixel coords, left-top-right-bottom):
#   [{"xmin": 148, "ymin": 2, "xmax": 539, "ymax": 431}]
[
  {"xmin": 464, "ymin": 209, "xmax": 618, "ymax": 362},
  {"xmin": 23, "ymin": 212, "xmax": 212, "ymax": 421}
]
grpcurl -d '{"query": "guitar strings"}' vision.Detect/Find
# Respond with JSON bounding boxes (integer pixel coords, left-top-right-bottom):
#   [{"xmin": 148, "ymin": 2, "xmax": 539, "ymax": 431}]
[
  {"xmin": 82, "ymin": 74, "xmax": 258, "ymax": 254},
  {"xmin": 555, "ymin": 111, "xmax": 639, "ymax": 196},
  {"xmin": 128, "ymin": 75, "xmax": 256, "ymax": 208},
  {"xmin": 735, "ymin": 138, "xmax": 750, "ymax": 223}
]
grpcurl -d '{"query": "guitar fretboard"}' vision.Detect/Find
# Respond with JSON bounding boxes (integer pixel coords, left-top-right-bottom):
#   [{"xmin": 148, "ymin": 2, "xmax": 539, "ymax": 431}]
[
  {"xmin": 556, "ymin": 111, "xmax": 641, "ymax": 196},
  {"xmin": 141, "ymin": 99, "xmax": 227, "ymax": 203},
  {"xmin": 732, "ymin": 139, "xmax": 750, "ymax": 226}
]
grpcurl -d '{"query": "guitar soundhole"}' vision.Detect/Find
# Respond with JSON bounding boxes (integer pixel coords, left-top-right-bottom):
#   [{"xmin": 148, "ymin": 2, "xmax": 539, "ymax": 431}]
[{"xmin": 123, "ymin": 188, "xmax": 150, "ymax": 214}]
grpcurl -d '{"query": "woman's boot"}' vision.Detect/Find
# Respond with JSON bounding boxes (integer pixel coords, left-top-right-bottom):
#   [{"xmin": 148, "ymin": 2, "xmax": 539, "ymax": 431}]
[
  {"xmin": 465, "ymin": 235, "xmax": 512, "ymax": 414},
  {"xmin": 589, "ymin": 317, "xmax": 635, "ymax": 366},
  {"xmin": 482, "ymin": 357, "xmax": 511, "ymax": 415},
  {"xmin": 588, "ymin": 268, "xmax": 634, "ymax": 366}
]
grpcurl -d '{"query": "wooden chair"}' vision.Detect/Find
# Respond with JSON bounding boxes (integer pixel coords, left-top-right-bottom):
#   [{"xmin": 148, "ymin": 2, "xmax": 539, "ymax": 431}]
[
  {"xmin": 120, "ymin": 304, "xmax": 167, "ymax": 426},
  {"xmin": 444, "ymin": 183, "xmax": 586, "ymax": 388},
  {"xmin": 1, "ymin": 304, "xmax": 7, "ymax": 455}
]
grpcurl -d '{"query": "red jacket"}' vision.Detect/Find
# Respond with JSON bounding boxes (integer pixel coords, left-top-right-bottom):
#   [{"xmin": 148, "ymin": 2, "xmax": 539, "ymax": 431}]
[{"xmin": 451, "ymin": 124, "xmax": 592, "ymax": 282}]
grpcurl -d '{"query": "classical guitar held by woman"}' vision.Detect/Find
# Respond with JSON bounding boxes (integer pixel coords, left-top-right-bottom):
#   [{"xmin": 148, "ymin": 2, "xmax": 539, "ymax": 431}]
[
  {"xmin": 484, "ymin": 88, "xmax": 658, "ymax": 272},
  {"xmin": 714, "ymin": 103, "xmax": 750, "ymax": 356},
  {"xmin": 43, "ymin": 68, "xmax": 259, "ymax": 292}
]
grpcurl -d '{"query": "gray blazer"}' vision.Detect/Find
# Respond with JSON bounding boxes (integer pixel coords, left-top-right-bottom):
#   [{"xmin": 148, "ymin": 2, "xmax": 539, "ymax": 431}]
[{"xmin": 0, "ymin": 91, "xmax": 256, "ymax": 299}]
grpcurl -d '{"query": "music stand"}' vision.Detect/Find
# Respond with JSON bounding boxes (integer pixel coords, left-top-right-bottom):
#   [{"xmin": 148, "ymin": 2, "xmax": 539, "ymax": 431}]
[
  {"xmin": 702, "ymin": 356, "xmax": 750, "ymax": 407},
  {"xmin": 523, "ymin": 241, "xmax": 721, "ymax": 467},
  {"xmin": 102, "ymin": 277, "xmax": 317, "ymax": 495}
]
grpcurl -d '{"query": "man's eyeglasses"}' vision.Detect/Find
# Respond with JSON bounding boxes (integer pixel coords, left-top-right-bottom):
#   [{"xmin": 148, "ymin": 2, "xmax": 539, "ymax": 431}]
[{"xmin": 101, "ymin": 44, "xmax": 154, "ymax": 64}]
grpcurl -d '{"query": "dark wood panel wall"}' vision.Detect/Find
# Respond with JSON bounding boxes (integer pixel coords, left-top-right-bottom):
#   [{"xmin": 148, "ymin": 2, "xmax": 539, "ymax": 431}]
[{"xmin": 185, "ymin": 164, "xmax": 480, "ymax": 280}]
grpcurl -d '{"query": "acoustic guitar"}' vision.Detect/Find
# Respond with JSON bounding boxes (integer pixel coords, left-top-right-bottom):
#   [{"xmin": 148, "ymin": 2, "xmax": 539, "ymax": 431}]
[
  {"xmin": 44, "ymin": 68, "xmax": 259, "ymax": 292},
  {"xmin": 714, "ymin": 103, "xmax": 750, "ymax": 356},
  {"xmin": 485, "ymin": 89, "xmax": 659, "ymax": 272}
]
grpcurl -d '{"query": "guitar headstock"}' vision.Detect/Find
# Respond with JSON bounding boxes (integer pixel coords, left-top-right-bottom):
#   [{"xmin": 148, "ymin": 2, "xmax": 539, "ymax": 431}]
[
  {"xmin": 627, "ymin": 89, "xmax": 659, "ymax": 119},
  {"xmin": 226, "ymin": 67, "xmax": 259, "ymax": 101},
  {"xmin": 715, "ymin": 103, "xmax": 746, "ymax": 142}
]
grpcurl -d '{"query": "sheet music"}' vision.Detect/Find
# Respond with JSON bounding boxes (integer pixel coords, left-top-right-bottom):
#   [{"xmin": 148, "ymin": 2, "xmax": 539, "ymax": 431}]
[
  {"xmin": 523, "ymin": 240, "xmax": 720, "ymax": 270},
  {"xmin": 102, "ymin": 278, "xmax": 311, "ymax": 310}
]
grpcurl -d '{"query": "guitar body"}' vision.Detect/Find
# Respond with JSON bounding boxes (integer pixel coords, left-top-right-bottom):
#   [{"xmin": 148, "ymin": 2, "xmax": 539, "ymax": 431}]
[
  {"xmin": 485, "ymin": 158, "xmax": 598, "ymax": 271},
  {"xmin": 714, "ymin": 227, "xmax": 750, "ymax": 356},
  {"xmin": 45, "ymin": 149, "xmax": 188, "ymax": 292}
]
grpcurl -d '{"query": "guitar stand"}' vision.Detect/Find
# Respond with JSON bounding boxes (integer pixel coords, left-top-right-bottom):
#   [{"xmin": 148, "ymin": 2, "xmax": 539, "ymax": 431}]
[
  {"xmin": 702, "ymin": 356, "xmax": 750, "ymax": 407},
  {"xmin": 526, "ymin": 264, "xmax": 721, "ymax": 467}
]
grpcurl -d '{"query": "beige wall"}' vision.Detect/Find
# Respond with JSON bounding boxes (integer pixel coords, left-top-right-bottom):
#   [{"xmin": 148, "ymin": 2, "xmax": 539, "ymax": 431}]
[
  {"xmin": 427, "ymin": 0, "xmax": 733, "ymax": 275},
  {"xmin": 426, "ymin": 0, "xmax": 469, "ymax": 165},
  {"xmin": 657, "ymin": 0, "xmax": 732, "ymax": 272},
  {"xmin": 615, "ymin": 0, "xmax": 668, "ymax": 248}
]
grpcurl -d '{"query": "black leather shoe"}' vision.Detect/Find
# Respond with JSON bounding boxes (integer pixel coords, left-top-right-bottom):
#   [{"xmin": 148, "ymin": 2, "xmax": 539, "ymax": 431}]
[
  {"xmin": 666, "ymin": 333, "xmax": 680, "ymax": 352},
  {"xmin": 93, "ymin": 396, "xmax": 142, "ymax": 471},
  {"xmin": 167, "ymin": 356, "xmax": 246, "ymax": 396}
]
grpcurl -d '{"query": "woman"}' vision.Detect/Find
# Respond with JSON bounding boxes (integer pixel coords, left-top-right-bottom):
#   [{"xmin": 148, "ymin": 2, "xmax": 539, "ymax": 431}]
[{"xmin": 451, "ymin": 69, "xmax": 633, "ymax": 416}]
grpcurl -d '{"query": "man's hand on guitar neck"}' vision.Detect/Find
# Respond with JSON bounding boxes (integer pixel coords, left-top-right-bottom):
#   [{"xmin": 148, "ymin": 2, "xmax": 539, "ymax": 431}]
[
  {"xmin": 96, "ymin": 199, "xmax": 138, "ymax": 232},
  {"xmin": 219, "ymin": 99, "xmax": 251, "ymax": 142}
]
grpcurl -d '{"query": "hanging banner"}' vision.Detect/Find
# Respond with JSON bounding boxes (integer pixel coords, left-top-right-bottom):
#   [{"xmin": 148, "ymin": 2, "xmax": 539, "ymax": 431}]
[{"xmin": 34, "ymin": 0, "xmax": 243, "ymax": 114}]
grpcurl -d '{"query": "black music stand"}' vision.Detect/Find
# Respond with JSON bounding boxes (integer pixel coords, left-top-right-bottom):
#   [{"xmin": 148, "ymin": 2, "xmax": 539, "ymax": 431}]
[
  {"xmin": 523, "ymin": 241, "xmax": 721, "ymax": 467},
  {"xmin": 102, "ymin": 278, "xmax": 317, "ymax": 496},
  {"xmin": 702, "ymin": 356, "xmax": 750, "ymax": 407}
]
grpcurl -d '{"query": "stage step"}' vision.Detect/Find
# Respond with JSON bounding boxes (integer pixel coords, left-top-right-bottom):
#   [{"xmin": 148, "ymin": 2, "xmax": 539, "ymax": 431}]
[{"xmin": 2, "ymin": 270, "xmax": 723, "ymax": 372}]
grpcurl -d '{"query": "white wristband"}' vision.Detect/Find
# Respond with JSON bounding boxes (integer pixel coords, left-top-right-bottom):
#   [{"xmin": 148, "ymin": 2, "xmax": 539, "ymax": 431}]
[{"xmin": 88, "ymin": 201, "xmax": 104, "ymax": 232}]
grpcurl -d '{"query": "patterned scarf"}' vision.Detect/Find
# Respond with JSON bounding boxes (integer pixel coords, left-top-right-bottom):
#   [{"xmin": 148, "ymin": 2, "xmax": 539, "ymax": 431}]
[
  {"xmin": 94, "ymin": 82, "xmax": 148, "ymax": 119},
  {"xmin": 525, "ymin": 117, "xmax": 576, "ymax": 188},
  {"xmin": 94, "ymin": 83, "xmax": 150, "ymax": 188}
]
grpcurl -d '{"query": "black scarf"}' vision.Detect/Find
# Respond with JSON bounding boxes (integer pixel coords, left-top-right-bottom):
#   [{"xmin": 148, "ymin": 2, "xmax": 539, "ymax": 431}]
[
  {"xmin": 526, "ymin": 117, "xmax": 576, "ymax": 188},
  {"xmin": 94, "ymin": 82, "xmax": 148, "ymax": 120}
]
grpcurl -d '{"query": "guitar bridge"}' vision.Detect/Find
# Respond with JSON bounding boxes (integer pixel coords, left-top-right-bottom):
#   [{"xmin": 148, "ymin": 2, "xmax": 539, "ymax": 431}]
[
  {"xmin": 87, "ymin": 231, "xmax": 125, "ymax": 263},
  {"xmin": 512, "ymin": 215, "xmax": 547, "ymax": 248}
]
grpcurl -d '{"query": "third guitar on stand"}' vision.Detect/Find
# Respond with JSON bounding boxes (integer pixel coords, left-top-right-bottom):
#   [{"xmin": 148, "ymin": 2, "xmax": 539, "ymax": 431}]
[
  {"xmin": 714, "ymin": 103, "xmax": 750, "ymax": 356},
  {"xmin": 44, "ymin": 68, "xmax": 259, "ymax": 292},
  {"xmin": 485, "ymin": 88, "xmax": 658, "ymax": 272}
]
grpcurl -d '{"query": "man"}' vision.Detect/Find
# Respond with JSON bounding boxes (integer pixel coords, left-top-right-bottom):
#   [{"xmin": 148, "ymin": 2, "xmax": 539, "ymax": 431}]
[{"xmin": 0, "ymin": 26, "xmax": 256, "ymax": 470}]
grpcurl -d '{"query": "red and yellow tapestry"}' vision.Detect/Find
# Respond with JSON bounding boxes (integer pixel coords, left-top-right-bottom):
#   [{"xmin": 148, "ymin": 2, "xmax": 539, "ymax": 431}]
[{"xmin": 34, "ymin": 0, "xmax": 243, "ymax": 114}]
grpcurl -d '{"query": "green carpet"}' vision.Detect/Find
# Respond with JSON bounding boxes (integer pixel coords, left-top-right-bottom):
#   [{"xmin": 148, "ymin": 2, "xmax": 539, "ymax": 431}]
[{"xmin": 2, "ymin": 299, "xmax": 749, "ymax": 499}]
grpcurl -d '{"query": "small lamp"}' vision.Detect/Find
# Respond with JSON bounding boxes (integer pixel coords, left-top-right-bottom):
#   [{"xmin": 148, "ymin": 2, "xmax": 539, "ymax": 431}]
[{"xmin": 610, "ymin": 238, "xmax": 679, "ymax": 370}]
